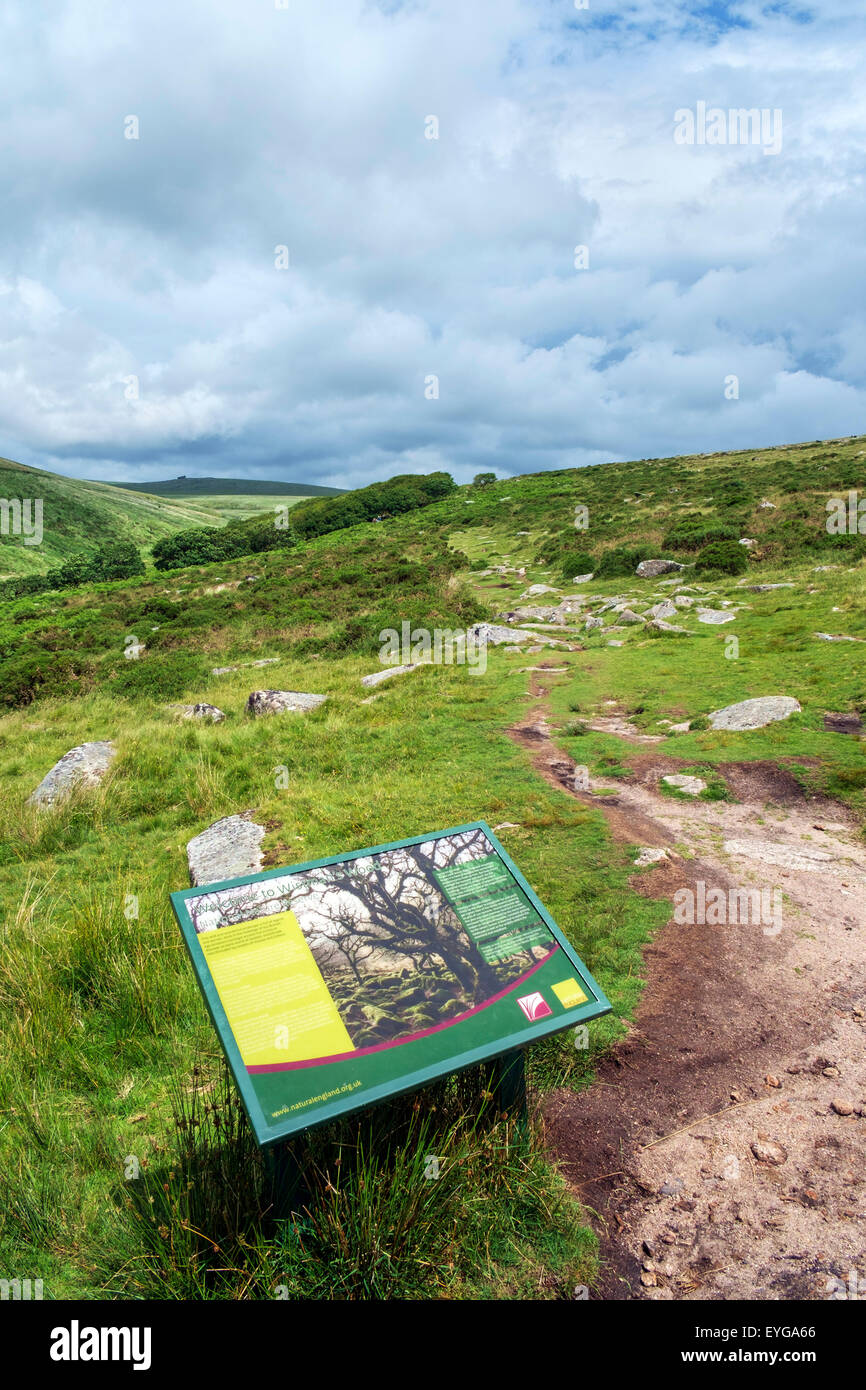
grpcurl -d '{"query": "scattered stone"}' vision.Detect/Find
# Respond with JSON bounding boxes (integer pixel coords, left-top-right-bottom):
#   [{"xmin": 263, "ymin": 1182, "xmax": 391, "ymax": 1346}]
[
  {"xmin": 822, "ymin": 1065, "xmax": 840, "ymax": 1078},
  {"xmin": 186, "ymin": 812, "xmax": 266, "ymax": 887},
  {"xmin": 468, "ymin": 622, "xmax": 537, "ymax": 646},
  {"xmin": 640, "ymin": 1270, "xmax": 657, "ymax": 1288},
  {"xmin": 607, "ymin": 640, "xmax": 624, "ymax": 647},
  {"xmin": 246, "ymin": 690, "xmax": 328, "ymax": 716},
  {"xmin": 573, "ymin": 765, "xmax": 590, "ymax": 792},
  {"xmin": 759, "ymin": 499, "xmax": 777, "ymax": 509},
  {"xmin": 662, "ymin": 774, "xmax": 706, "ymax": 796},
  {"xmin": 708, "ymin": 696, "xmax": 801, "ymax": 731},
  {"xmin": 697, "ymin": 608, "xmax": 736, "ymax": 624},
  {"xmin": 521, "ymin": 583, "xmax": 559, "ymax": 597},
  {"xmin": 636, "ymin": 559, "xmax": 685, "ymax": 578},
  {"xmin": 739, "ymin": 538, "xmax": 756, "ymax": 547},
  {"xmin": 765, "ymin": 1075, "xmax": 782, "ymax": 1089},
  {"xmin": 212, "ymin": 666, "xmax": 238, "ymax": 676},
  {"xmin": 646, "ymin": 600, "xmax": 678, "ymax": 621},
  {"xmin": 360, "ymin": 664, "xmax": 419, "ymax": 688},
  {"xmin": 674, "ymin": 595, "xmax": 694, "ymax": 608},
  {"xmin": 814, "ymin": 632, "xmax": 865, "ymax": 643},
  {"xmin": 572, "ymin": 572, "xmax": 594, "ymax": 583},
  {"xmin": 171, "ymin": 703, "xmax": 226, "ymax": 723},
  {"xmin": 831, "ymin": 1098, "xmax": 854, "ymax": 1116},
  {"xmin": 28, "ymin": 741, "xmax": 116, "ymax": 807},
  {"xmin": 659, "ymin": 1177, "xmax": 684, "ymax": 1195},
  {"xmin": 634, "ymin": 847, "xmax": 668, "ymax": 868},
  {"xmin": 247, "ymin": 658, "xmax": 280, "ymax": 668},
  {"xmin": 585, "ymin": 615, "xmax": 604, "ymax": 631},
  {"xmin": 617, "ymin": 608, "xmax": 645, "ymax": 625},
  {"xmin": 750, "ymin": 1139, "xmax": 788, "ymax": 1165},
  {"xmin": 491, "ymin": 822, "xmax": 520, "ymax": 831},
  {"xmin": 746, "ymin": 583, "xmax": 795, "ymax": 592},
  {"xmin": 648, "ymin": 618, "xmax": 689, "ymax": 634}
]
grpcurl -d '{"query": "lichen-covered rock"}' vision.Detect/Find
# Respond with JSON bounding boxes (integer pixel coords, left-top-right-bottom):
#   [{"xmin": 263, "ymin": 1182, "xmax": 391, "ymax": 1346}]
[
  {"xmin": 246, "ymin": 690, "xmax": 328, "ymax": 715},
  {"xmin": 28, "ymin": 741, "xmax": 116, "ymax": 807},
  {"xmin": 697, "ymin": 608, "xmax": 737, "ymax": 624},
  {"xmin": 468, "ymin": 622, "xmax": 535, "ymax": 646},
  {"xmin": 635, "ymin": 559, "xmax": 685, "ymax": 578},
  {"xmin": 708, "ymin": 696, "xmax": 801, "ymax": 730},
  {"xmin": 646, "ymin": 600, "xmax": 678, "ymax": 621},
  {"xmin": 171, "ymin": 703, "xmax": 226, "ymax": 722},
  {"xmin": 186, "ymin": 812, "xmax": 266, "ymax": 887},
  {"xmin": 361, "ymin": 664, "xmax": 419, "ymax": 688}
]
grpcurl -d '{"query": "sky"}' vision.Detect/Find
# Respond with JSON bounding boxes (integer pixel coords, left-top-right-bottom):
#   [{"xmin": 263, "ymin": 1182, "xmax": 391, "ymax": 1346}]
[{"xmin": 1, "ymin": 0, "xmax": 864, "ymax": 489}]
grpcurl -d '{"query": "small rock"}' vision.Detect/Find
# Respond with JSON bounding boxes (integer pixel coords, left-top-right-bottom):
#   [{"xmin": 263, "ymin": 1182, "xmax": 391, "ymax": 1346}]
[
  {"xmin": 823, "ymin": 1066, "xmax": 841, "ymax": 1078},
  {"xmin": 634, "ymin": 847, "xmax": 668, "ymax": 868},
  {"xmin": 28, "ymin": 741, "xmax": 116, "ymax": 807},
  {"xmin": 171, "ymin": 702, "xmax": 226, "ymax": 723},
  {"xmin": 573, "ymin": 765, "xmax": 590, "ymax": 792},
  {"xmin": 360, "ymin": 663, "xmax": 419, "ymax": 688},
  {"xmin": 246, "ymin": 690, "xmax": 328, "ymax": 716},
  {"xmin": 640, "ymin": 1270, "xmax": 657, "ymax": 1288},
  {"xmin": 697, "ymin": 608, "xmax": 737, "ymax": 625},
  {"xmin": 636, "ymin": 559, "xmax": 685, "ymax": 578},
  {"xmin": 831, "ymin": 1098, "xmax": 854, "ymax": 1116},
  {"xmin": 186, "ymin": 812, "xmax": 266, "ymax": 888},
  {"xmin": 765, "ymin": 1074, "xmax": 782, "ymax": 1089},
  {"xmin": 662, "ymin": 774, "xmax": 706, "ymax": 796},
  {"xmin": 750, "ymin": 1139, "xmax": 788, "ymax": 1165},
  {"xmin": 708, "ymin": 696, "xmax": 801, "ymax": 731}
]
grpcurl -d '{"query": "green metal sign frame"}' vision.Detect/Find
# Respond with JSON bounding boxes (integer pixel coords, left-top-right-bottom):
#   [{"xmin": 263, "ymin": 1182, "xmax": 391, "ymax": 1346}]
[{"xmin": 170, "ymin": 820, "xmax": 611, "ymax": 1148}]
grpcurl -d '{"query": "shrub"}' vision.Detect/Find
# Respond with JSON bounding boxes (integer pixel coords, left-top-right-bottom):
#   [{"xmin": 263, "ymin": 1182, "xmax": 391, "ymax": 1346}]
[
  {"xmin": 108, "ymin": 651, "xmax": 211, "ymax": 701},
  {"xmin": 594, "ymin": 545, "xmax": 655, "ymax": 579},
  {"xmin": 0, "ymin": 652, "xmax": 93, "ymax": 708},
  {"xmin": 694, "ymin": 540, "xmax": 749, "ymax": 576}
]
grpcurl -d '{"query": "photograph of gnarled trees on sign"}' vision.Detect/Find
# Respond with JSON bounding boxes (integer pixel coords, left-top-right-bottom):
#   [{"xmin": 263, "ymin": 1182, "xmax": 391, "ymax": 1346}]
[{"xmin": 188, "ymin": 828, "xmax": 555, "ymax": 1049}]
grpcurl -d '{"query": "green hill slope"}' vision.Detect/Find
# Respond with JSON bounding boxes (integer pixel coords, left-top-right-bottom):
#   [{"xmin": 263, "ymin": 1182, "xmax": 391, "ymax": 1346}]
[{"xmin": 0, "ymin": 457, "xmax": 228, "ymax": 579}]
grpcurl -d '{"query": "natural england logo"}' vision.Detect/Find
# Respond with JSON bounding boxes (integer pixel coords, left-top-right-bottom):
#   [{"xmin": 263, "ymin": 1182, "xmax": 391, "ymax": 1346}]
[
  {"xmin": 0, "ymin": 497, "xmax": 43, "ymax": 546},
  {"xmin": 674, "ymin": 102, "xmax": 783, "ymax": 156},
  {"xmin": 379, "ymin": 621, "xmax": 488, "ymax": 674},
  {"xmin": 674, "ymin": 881, "xmax": 783, "ymax": 936}
]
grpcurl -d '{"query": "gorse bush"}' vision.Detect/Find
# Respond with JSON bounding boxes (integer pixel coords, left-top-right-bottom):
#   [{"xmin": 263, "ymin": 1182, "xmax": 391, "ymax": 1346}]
[
  {"xmin": 108, "ymin": 651, "xmax": 212, "ymax": 701},
  {"xmin": 694, "ymin": 539, "xmax": 750, "ymax": 576},
  {"xmin": 594, "ymin": 544, "xmax": 656, "ymax": 579}
]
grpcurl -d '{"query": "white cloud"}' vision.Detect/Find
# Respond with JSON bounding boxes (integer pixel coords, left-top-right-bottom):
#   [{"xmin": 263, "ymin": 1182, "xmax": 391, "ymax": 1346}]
[{"xmin": 0, "ymin": 0, "xmax": 864, "ymax": 486}]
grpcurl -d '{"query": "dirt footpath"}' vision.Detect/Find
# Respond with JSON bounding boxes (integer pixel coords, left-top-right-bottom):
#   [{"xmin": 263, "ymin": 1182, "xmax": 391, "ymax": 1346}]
[{"xmin": 510, "ymin": 691, "xmax": 866, "ymax": 1301}]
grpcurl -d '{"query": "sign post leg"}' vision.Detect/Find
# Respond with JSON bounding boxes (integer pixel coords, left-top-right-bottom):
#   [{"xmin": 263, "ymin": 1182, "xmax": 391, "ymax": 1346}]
[
  {"xmin": 265, "ymin": 1141, "xmax": 308, "ymax": 1224},
  {"xmin": 483, "ymin": 1048, "xmax": 527, "ymax": 1124}
]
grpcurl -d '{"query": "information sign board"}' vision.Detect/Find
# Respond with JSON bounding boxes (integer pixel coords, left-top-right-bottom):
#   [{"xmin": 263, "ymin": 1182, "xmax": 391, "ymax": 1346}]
[{"xmin": 170, "ymin": 821, "xmax": 611, "ymax": 1146}]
